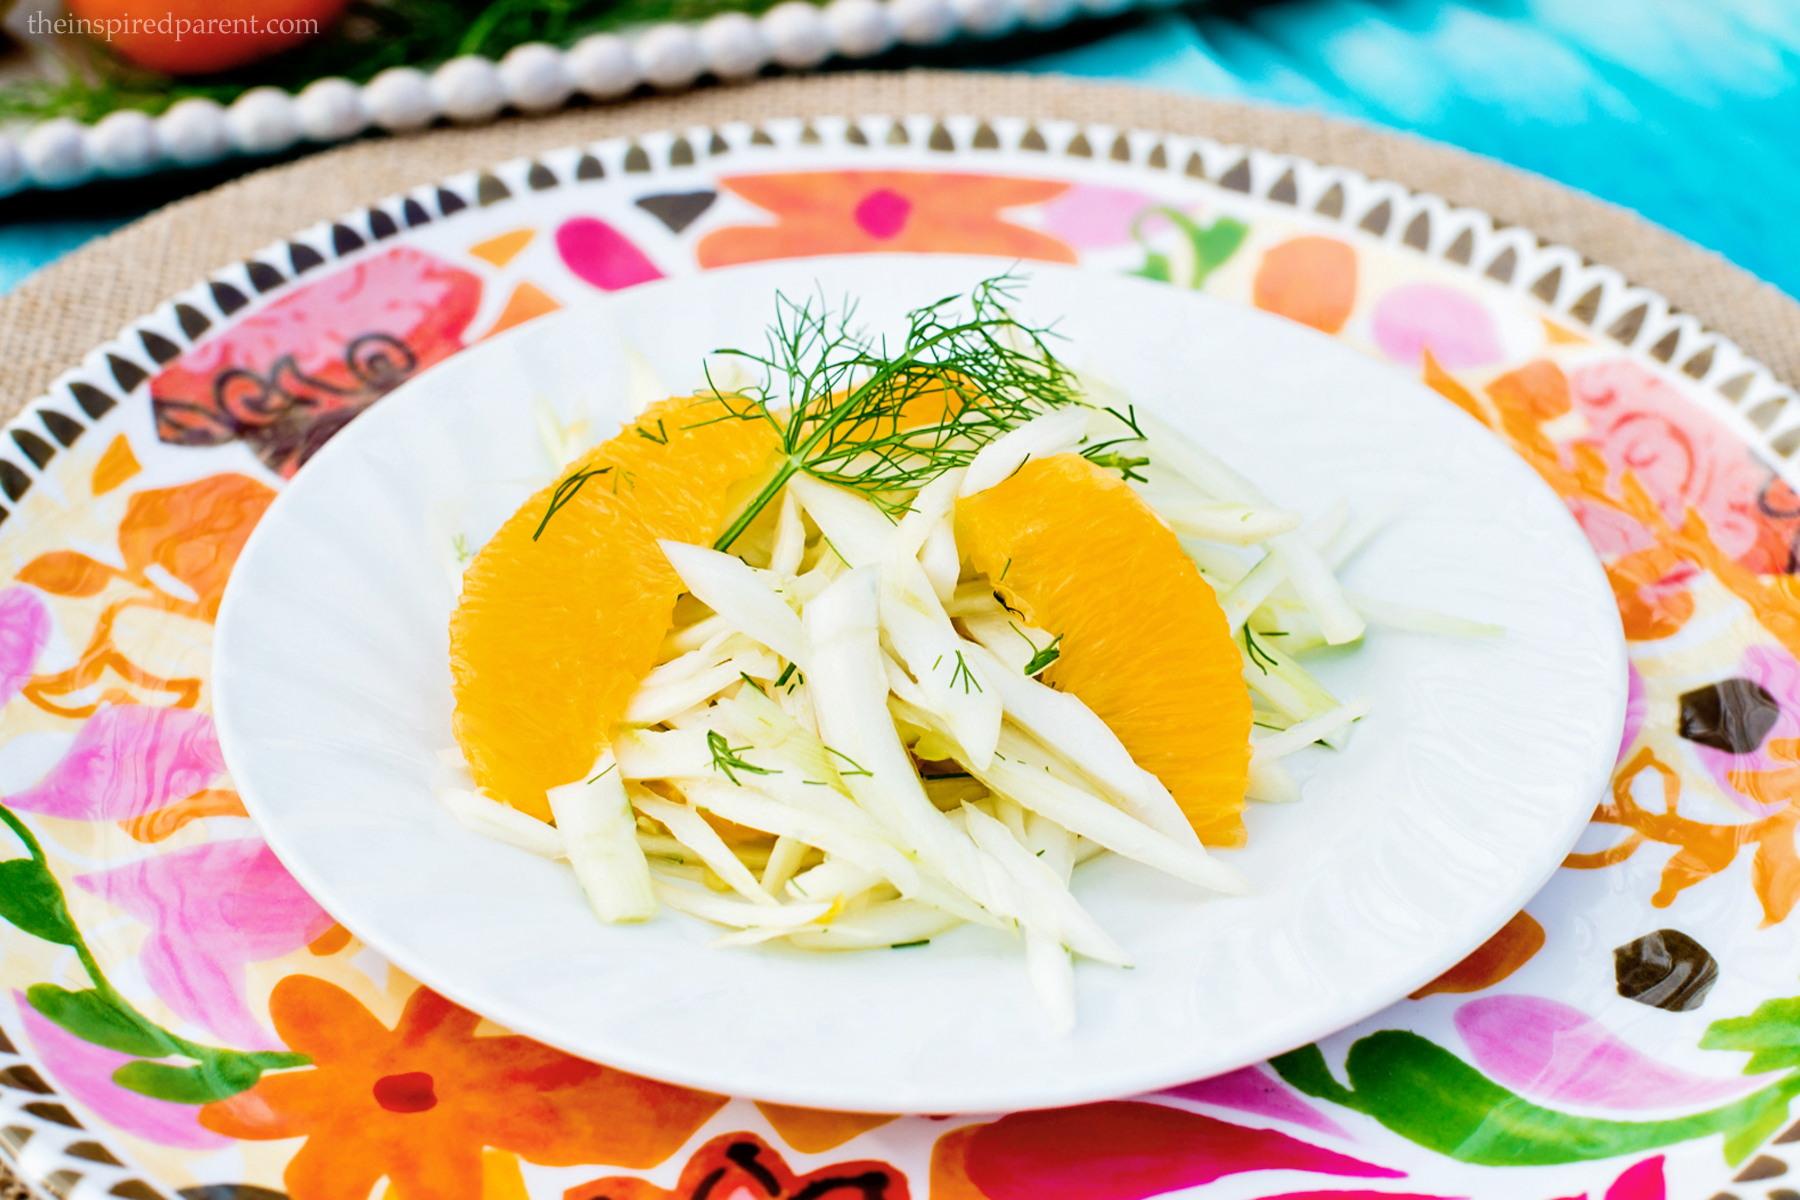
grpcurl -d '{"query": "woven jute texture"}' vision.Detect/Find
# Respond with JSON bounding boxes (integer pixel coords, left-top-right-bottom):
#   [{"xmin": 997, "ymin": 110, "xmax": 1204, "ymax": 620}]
[
  {"xmin": 3, "ymin": 69, "xmax": 1800, "ymax": 425},
  {"xmin": 0, "ymin": 68, "xmax": 1797, "ymax": 1199}
]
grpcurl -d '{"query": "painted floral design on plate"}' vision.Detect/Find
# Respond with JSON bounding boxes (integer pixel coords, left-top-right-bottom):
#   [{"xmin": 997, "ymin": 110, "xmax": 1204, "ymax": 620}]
[{"xmin": 0, "ymin": 116, "xmax": 1794, "ymax": 1200}]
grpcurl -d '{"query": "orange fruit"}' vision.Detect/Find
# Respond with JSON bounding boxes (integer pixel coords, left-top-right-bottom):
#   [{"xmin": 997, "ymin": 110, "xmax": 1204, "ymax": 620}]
[
  {"xmin": 450, "ymin": 396, "xmax": 782, "ymax": 820},
  {"xmin": 955, "ymin": 453, "xmax": 1253, "ymax": 846}
]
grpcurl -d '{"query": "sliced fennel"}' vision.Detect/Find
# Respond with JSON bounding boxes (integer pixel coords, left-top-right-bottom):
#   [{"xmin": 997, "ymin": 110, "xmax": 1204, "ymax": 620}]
[
  {"xmin": 445, "ymin": 291, "xmax": 1509, "ymax": 1033},
  {"xmin": 546, "ymin": 752, "xmax": 656, "ymax": 923}
]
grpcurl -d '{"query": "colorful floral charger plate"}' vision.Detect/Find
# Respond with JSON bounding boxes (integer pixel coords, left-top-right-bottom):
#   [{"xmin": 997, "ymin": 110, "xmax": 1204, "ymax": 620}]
[
  {"xmin": 208, "ymin": 253, "xmax": 1625, "ymax": 1115},
  {"xmin": 0, "ymin": 113, "xmax": 1794, "ymax": 1200}
]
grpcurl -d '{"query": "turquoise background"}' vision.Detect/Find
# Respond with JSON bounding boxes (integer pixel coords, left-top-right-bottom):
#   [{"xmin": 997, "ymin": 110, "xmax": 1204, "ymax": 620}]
[{"xmin": 1, "ymin": 0, "xmax": 1794, "ymax": 297}]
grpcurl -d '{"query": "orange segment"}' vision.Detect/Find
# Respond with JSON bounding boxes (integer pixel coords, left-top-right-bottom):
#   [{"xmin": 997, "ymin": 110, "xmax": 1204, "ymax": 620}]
[
  {"xmin": 450, "ymin": 396, "xmax": 783, "ymax": 820},
  {"xmin": 956, "ymin": 453, "xmax": 1253, "ymax": 846}
]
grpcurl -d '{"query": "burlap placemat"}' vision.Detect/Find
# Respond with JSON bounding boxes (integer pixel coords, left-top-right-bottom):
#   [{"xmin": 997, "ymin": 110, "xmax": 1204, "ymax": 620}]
[
  {"xmin": 0, "ymin": 67, "xmax": 1795, "ymax": 1199},
  {"xmin": 3, "ymin": 69, "xmax": 1799, "ymax": 424}
]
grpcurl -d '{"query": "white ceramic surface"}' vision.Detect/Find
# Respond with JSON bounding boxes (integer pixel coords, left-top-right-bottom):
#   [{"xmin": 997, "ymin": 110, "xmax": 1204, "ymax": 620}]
[{"xmin": 213, "ymin": 255, "xmax": 1627, "ymax": 1114}]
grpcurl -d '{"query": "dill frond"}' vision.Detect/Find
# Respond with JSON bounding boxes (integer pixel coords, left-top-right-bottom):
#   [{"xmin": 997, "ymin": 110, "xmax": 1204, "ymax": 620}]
[
  {"xmin": 1243, "ymin": 627, "xmax": 1279, "ymax": 675},
  {"xmin": 532, "ymin": 465, "xmax": 612, "ymax": 541},
  {"xmin": 1081, "ymin": 403, "xmax": 1152, "ymax": 481},
  {"xmin": 949, "ymin": 651, "xmax": 984, "ymax": 694},
  {"xmin": 706, "ymin": 729, "xmax": 778, "ymax": 786},
  {"xmin": 825, "ymin": 746, "xmax": 873, "ymax": 777},
  {"xmin": 708, "ymin": 274, "xmax": 1085, "ymax": 550}
]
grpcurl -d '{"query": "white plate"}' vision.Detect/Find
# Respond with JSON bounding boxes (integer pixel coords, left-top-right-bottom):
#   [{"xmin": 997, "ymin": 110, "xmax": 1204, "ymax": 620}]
[{"xmin": 213, "ymin": 256, "xmax": 1626, "ymax": 1114}]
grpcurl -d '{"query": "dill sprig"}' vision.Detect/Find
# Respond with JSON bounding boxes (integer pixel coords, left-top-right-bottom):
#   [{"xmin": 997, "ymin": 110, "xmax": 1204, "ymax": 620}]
[
  {"xmin": 1081, "ymin": 404, "xmax": 1152, "ymax": 482},
  {"xmin": 949, "ymin": 651, "xmax": 984, "ymax": 694},
  {"xmin": 532, "ymin": 465, "xmax": 611, "ymax": 541},
  {"xmin": 708, "ymin": 275, "xmax": 1085, "ymax": 550},
  {"xmin": 706, "ymin": 729, "xmax": 778, "ymax": 786},
  {"xmin": 826, "ymin": 746, "xmax": 873, "ymax": 778},
  {"xmin": 1243, "ymin": 627, "xmax": 1279, "ymax": 675}
]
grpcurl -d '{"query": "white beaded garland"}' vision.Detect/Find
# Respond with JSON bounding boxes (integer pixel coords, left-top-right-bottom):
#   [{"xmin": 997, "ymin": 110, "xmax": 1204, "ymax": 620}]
[
  {"xmin": 295, "ymin": 77, "xmax": 369, "ymax": 142},
  {"xmin": 86, "ymin": 109, "xmax": 161, "ymax": 177},
  {"xmin": 635, "ymin": 24, "xmax": 704, "ymax": 90},
  {"xmin": 432, "ymin": 56, "xmax": 507, "ymax": 123},
  {"xmin": 697, "ymin": 12, "xmax": 769, "ymax": 80},
  {"xmin": 157, "ymin": 98, "xmax": 232, "ymax": 166},
  {"xmin": 0, "ymin": 136, "xmax": 24, "ymax": 196},
  {"xmin": 363, "ymin": 67, "xmax": 438, "ymax": 132},
  {"xmin": 950, "ymin": 0, "xmax": 1016, "ymax": 36},
  {"xmin": 0, "ymin": 0, "xmax": 1162, "ymax": 192},
  {"xmin": 566, "ymin": 34, "xmax": 641, "ymax": 99},
  {"xmin": 825, "ymin": 0, "xmax": 895, "ymax": 58},
  {"xmin": 498, "ymin": 42, "xmax": 573, "ymax": 112},
  {"xmin": 762, "ymin": 0, "xmax": 831, "ymax": 68},
  {"xmin": 227, "ymin": 87, "xmax": 303, "ymax": 155},
  {"xmin": 889, "ymin": 0, "xmax": 956, "ymax": 45},
  {"xmin": 22, "ymin": 118, "xmax": 86, "ymax": 187}
]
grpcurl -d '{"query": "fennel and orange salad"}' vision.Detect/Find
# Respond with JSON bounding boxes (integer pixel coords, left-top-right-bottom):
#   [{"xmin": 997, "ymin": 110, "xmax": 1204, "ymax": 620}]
[{"xmin": 431, "ymin": 277, "xmax": 1491, "ymax": 1030}]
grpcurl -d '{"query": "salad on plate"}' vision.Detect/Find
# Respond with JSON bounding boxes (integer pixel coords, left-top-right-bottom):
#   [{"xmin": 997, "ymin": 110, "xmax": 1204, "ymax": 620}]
[{"xmin": 428, "ymin": 276, "xmax": 1491, "ymax": 1030}]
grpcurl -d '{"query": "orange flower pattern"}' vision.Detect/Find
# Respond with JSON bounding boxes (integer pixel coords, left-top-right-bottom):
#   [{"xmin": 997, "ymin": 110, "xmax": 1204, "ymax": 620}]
[
  {"xmin": 199, "ymin": 976, "xmax": 726, "ymax": 1200},
  {"xmin": 697, "ymin": 172, "xmax": 1076, "ymax": 267},
  {"xmin": 1569, "ymin": 747, "xmax": 1800, "ymax": 926},
  {"xmin": 18, "ymin": 472, "xmax": 274, "ymax": 716}
]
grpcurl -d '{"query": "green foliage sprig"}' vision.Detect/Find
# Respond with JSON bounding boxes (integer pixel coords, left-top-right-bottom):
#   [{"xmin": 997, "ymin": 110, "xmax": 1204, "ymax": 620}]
[
  {"xmin": 1270, "ymin": 990, "xmax": 1800, "ymax": 1169},
  {"xmin": 0, "ymin": 804, "xmax": 308, "ymax": 1103},
  {"xmin": 707, "ymin": 274, "xmax": 1085, "ymax": 551}
]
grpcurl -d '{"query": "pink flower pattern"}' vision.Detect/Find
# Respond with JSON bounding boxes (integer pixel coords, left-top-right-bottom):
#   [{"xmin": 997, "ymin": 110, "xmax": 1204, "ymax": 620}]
[
  {"xmin": 1039, "ymin": 185, "xmax": 1165, "ymax": 250},
  {"xmin": 556, "ymin": 217, "xmax": 665, "ymax": 291},
  {"xmin": 74, "ymin": 840, "xmax": 333, "ymax": 1050},
  {"xmin": 1455, "ymin": 997, "xmax": 1752, "ymax": 1110},
  {"xmin": 1163, "ymin": 1065, "xmax": 1350, "ymax": 1138},
  {"xmin": 7, "ymin": 705, "xmax": 224, "ymax": 822},
  {"xmin": 1371, "ymin": 282, "xmax": 1503, "ymax": 370},
  {"xmin": 1565, "ymin": 361, "xmax": 1795, "ymax": 574},
  {"xmin": 0, "ymin": 586, "xmax": 50, "ymax": 706}
]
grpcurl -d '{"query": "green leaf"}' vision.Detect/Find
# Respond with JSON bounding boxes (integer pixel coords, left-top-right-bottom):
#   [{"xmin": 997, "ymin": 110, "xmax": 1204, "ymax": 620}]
[
  {"xmin": 1274, "ymin": 1027, "xmax": 1800, "ymax": 1167},
  {"xmin": 1268, "ymin": 1043, "xmax": 1356, "ymax": 1108},
  {"xmin": 113, "ymin": 1052, "xmax": 270, "ymax": 1105},
  {"xmin": 26, "ymin": 985, "xmax": 168, "ymax": 1058},
  {"xmin": 1132, "ymin": 208, "xmax": 1249, "ymax": 289},
  {"xmin": 241, "ymin": 1051, "xmax": 310, "ymax": 1071},
  {"xmin": 1190, "ymin": 217, "xmax": 1250, "ymax": 283},
  {"xmin": 1130, "ymin": 253, "xmax": 1172, "ymax": 283},
  {"xmin": 0, "ymin": 858, "xmax": 80, "ymax": 946},
  {"xmin": 1702, "ymin": 996, "xmax": 1800, "ymax": 1074},
  {"xmin": 1724, "ymin": 1083, "xmax": 1797, "ymax": 1164}
]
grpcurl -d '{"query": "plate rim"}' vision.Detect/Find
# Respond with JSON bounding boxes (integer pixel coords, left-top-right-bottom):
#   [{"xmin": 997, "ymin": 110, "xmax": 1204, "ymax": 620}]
[{"xmin": 0, "ymin": 112, "xmax": 1774, "ymax": 1194}]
